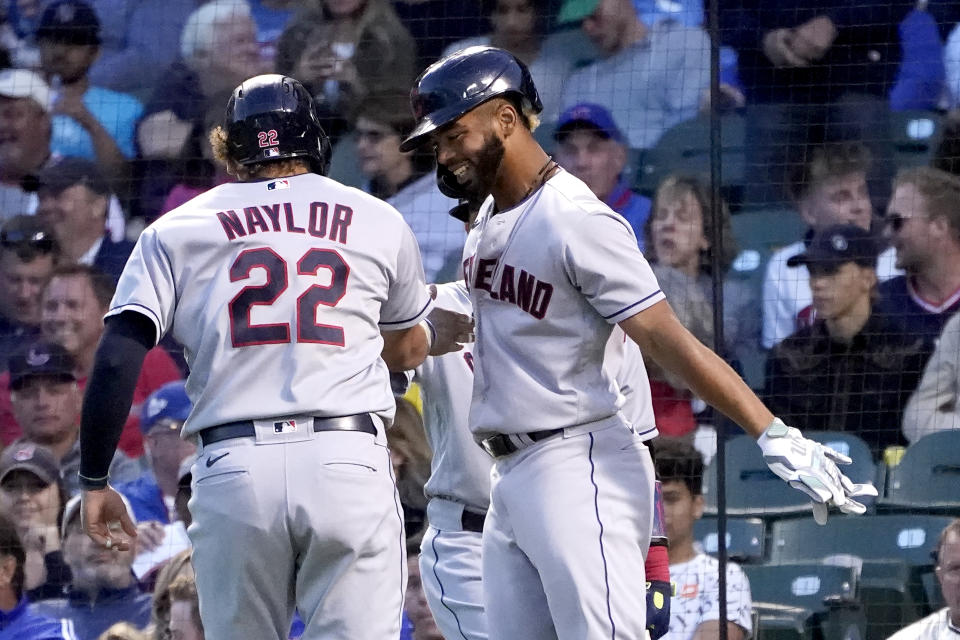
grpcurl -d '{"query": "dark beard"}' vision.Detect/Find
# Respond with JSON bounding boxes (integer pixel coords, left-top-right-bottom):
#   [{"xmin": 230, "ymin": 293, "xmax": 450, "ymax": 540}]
[{"xmin": 459, "ymin": 132, "xmax": 504, "ymax": 200}]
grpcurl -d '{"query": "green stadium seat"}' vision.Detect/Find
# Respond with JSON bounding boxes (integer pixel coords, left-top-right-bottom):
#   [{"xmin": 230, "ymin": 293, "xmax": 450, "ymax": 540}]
[
  {"xmin": 880, "ymin": 431, "xmax": 960, "ymax": 512},
  {"xmin": 633, "ymin": 114, "xmax": 746, "ymax": 198},
  {"xmin": 745, "ymin": 563, "xmax": 866, "ymax": 640},
  {"xmin": 693, "ymin": 516, "xmax": 766, "ymax": 563}
]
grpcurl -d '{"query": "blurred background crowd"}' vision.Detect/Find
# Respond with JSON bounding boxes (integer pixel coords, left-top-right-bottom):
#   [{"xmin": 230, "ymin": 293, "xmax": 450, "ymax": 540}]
[{"xmin": 0, "ymin": 0, "xmax": 958, "ymax": 638}]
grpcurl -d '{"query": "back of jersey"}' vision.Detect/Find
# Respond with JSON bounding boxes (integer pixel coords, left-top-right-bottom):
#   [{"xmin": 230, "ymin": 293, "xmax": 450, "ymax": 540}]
[{"xmin": 109, "ymin": 173, "xmax": 432, "ymax": 434}]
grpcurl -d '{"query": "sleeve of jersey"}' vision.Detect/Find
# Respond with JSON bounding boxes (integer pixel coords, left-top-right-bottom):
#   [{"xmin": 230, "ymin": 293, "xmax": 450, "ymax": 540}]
[
  {"xmin": 104, "ymin": 227, "xmax": 176, "ymax": 344},
  {"xmin": 380, "ymin": 223, "xmax": 434, "ymax": 331},
  {"xmin": 562, "ymin": 211, "xmax": 665, "ymax": 324}
]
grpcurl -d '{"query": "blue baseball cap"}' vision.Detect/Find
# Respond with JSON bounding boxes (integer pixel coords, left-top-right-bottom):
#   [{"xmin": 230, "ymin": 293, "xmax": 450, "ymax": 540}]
[
  {"xmin": 554, "ymin": 103, "xmax": 625, "ymax": 144},
  {"xmin": 140, "ymin": 381, "xmax": 192, "ymax": 434}
]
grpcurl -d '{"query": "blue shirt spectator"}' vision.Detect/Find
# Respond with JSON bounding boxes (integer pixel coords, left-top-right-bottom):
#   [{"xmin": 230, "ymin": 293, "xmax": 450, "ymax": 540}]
[
  {"xmin": 1, "ymin": 597, "xmax": 76, "ymax": 640},
  {"xmin": 52, "ymin": 87, "xmax": 143, "ymax": 160},
  {"xmin": 0, "ymin": 511, "xmax": 75, "ymax": 639},
  {"xmin": 553, "ymin": 102, "xmax": 652, "ymax": 249}
]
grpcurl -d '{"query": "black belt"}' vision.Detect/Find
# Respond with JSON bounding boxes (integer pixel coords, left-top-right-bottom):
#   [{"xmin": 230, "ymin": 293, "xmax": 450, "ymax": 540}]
[
  {"xmin": 480, "ymin": 427, "xmax": 564, "ymax": 458},
  {"xmin": 461, "ymin": 509, "xmax": 486, "ymax": 533},
  {"xmin": 198, "ymin": 414, "xmax": 376, "ymax": 447}
]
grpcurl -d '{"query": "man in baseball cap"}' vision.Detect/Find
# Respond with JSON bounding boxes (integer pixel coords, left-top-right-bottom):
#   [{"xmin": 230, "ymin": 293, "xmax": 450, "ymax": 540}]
[
  {"xmin": 768, "ymin": 224, "xmax": 925, "ymax": 456},
  {"xmin": 554, "ymin": 102, "xmax": 651, "ymax": 246},
  {"xmin": 0, "ymin": 442, "xmax": 62, "ymax": 487},
  {"xmin": 115, "ymin": 381, "xmax": 195, "ymax": 524},
  {"xmin": 8, "ymin": 339, "xmax": 76, "ymax": 391},
  {"xmin": 0, "ymin": 69, "xmax": 54, "ymax": 220}
]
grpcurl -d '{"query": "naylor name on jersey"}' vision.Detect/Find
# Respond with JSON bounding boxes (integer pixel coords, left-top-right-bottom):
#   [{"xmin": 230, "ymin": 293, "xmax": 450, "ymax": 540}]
[
  {"xmin": 216, "ymin": 202, "xmax": 354, "ymax": 245},
  {"xmin": 463, "ymin": 255, "xmax": 554, "ymax": 319}
]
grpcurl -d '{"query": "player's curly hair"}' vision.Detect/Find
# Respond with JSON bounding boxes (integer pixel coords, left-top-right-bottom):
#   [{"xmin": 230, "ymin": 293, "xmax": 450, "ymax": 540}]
[{"xmin": 210, "ymin": 125, "xmax": 310, "ymax": 180}]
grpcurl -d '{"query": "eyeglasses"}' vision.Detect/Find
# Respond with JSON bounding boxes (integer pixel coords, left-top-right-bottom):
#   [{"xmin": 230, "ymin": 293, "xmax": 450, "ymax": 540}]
[
  {"xmin": 355, "ymin": 128, "xmax": 394, "ymax": 144},
  {"xmin": 0, "ymin": 227, "xmax": 56, "ymax": 252}
]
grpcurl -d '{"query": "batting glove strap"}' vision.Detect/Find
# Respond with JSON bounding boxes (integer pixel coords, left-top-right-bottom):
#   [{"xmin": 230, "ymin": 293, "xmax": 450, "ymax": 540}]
[
  {"xmin": 757, "ymin": 418, "xmax": 878, "ymax": 524},
  {"xmin": 645, "ymin": 580, "xmax": 673, "ymax": 640}
]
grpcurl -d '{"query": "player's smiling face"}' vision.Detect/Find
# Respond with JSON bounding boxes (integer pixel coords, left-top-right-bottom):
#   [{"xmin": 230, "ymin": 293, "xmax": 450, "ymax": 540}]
[{"xmin": 432, "ymin": 104, "xmax": 505, "ymax": 200}]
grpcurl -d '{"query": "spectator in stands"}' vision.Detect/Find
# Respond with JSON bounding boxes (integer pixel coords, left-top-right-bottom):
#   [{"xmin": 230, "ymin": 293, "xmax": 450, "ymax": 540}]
[
  {"xmin": 5, "ymin": 339, "xmax": 140, "ymax": 494},
  {"xmin": 0, "ymin": 512, "xmax": 75, "ymax": 640},
  {"xmin": 115, "ymin": 382, "xmax": 194, "ymax": 524},
  {"xmin": 87, "ymin": 0, "xmax": 198, "ymax": 102},
  {"xmin": 404, "ymin": 540, "xmax": 442, "ymax": 640},
  {"xmin": 554, "ymin": 102, "xmax": 651, "ymax": 245},
  {"xmin": 903, "ymin": 310, "xmax": 960, "ymax": 442},
  {"xmin": 34, "ymin": 495, "xmax": 152, "ymax": 639},
  {"xmin": 385, "ymin": 160, "xmax": 465, "ymax": 283},
  {"xmin": 762, "ymin": 142, "xmax": 899, "ymax": 349},
  {"xmin": 643, "ymin": 175, "xmax": 757, "ymax": 438},
  {"xmin": 149, "ymin": 549, "xmax": 193, "ymax": 640},
  {"xmin": 387, "ymin": 398, "xmax": 431, "ymax": 537},
  {"xmin": 0, "ymin": 69, "xmax": 54, "ymax": 221},
  {"xmin": 167, "ymin": 576, "xmax": 203, "ymax": 640},
  {"xmin": 719, "ymin": 0, "xmax": 912, "ymax": 208},
  {"xmin": 0, "ymin": 443, "xmax": 72, "ymax": 601},
  {"xmin": 557, "ymin": 0, "xmax": 710, "ymax": 149},
  {"xmin": 157, "ymin": 91, "xmax": 234, "ymax": 220},
  {"xmin": 27, "ymin": 265, "xmax": 181, "ymax": 458},
  {"xmin": 0, "ymin": 0, "xmax": 41, "ymax": 69},
  {"xmin": 877, "ymin": 167, "xmax": 960, "ymax": 355},
  {"xmin": 134, "ymin": 0, "xmax": 264, "ymax": 220},
  {"xmin": 887, "ymin": 518, "xmax": 960, "ymax": 640},
  {"xmin": 274, "ymin": 0, "xmax": 416, "ymax": 144},
  {"xmin": 0, "ymin": 216, "xmax": 59, "ymax": 373},
  {"xmin": 352, "ymin": 90, "xmax": 432, "ymax": 200},
  {"xmin": 765, "ymin": 225, "xmax": 925, "ymax": 456},
  {"xmin": 441, "ymin": 0, "xmax": 581, "ymax": 122},
  {"xmin": 36, "ymin": 0, "xmax": 143, "ymax": 175},
  {"xmin": 653, "ymin": 438, "xmax": 752, "ymax": 640},
  {"xmin": 35, "ymin": 158, "xmax": 133, "ymax": 282}
]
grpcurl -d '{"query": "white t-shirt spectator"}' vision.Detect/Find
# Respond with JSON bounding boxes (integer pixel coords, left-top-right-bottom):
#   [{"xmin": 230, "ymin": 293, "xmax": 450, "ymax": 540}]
[
  {"xmin": 887, "ymin": 608, "xmax": 959, "ymax": 640},
  {"xmin": 665, "ymin": 553, "xmax": 753, "ymax": 640}
]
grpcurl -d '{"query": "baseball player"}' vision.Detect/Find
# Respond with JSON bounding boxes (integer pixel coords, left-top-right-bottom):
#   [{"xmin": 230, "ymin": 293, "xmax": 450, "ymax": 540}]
[
  {"xmin": 75, "ymin": 74, "xmax": 472, "ymax": 640},
  {"xmin": 414, "ymin": 279, "xmax": 671, "ymax": 640},
  {"xmin": 400, "ymin": 46, "xmax": 878, "ymax": 640}
]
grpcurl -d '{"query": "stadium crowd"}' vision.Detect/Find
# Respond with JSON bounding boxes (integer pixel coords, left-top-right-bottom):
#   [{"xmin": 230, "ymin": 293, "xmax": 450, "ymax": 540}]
[{"xmin": 0, "ymin": 0, "xmax": 957, "ymax": 638}]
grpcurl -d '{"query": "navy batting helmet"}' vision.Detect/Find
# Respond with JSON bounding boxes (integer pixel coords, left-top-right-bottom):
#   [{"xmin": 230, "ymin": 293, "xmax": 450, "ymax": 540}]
[
  {"xmin": 225, "ymin": 74, "xmax": 332, "ymax": 175},
  {"xmin": 399, "ymin": 46, "xmax": 542, "ymax": 153}
]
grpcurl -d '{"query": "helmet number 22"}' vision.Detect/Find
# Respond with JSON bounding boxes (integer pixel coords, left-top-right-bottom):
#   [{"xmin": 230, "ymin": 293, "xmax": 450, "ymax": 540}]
[
  {"xmin": 228, "ymin": 247, "xmax": 349, "ymax": 348},
  {"xmin": 257, "ymin": 130, "xmax": 279, "ymax": 147}
]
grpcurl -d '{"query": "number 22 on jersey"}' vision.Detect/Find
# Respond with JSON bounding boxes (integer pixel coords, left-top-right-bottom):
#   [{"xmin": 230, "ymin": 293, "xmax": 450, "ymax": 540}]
[{"xmin": 227, "ymin": 247, "xmax": 349, "ymax": 348}]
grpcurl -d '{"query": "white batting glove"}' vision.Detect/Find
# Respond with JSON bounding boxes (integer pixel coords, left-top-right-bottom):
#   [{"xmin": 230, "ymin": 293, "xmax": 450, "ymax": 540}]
[{"xmin": 757, "ymin": 418, "xmax": 878, "ymax": 525}]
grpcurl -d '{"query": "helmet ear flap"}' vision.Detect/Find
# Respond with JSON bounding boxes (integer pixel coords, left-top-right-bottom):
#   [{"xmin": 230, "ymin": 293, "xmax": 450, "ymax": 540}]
[{"xmin": 436, "ymin": 164, "xmax": 471, "ymax": 200}]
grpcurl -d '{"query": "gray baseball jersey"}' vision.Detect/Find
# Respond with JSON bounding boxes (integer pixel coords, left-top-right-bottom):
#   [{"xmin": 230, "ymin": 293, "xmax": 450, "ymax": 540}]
[
  {"xmin": 109, "ymin": 173, "xmax": 433, "ymax": 433},
  {"xmin": 462, "ymin": 169, "xmax": 663, "ymax": 438}
]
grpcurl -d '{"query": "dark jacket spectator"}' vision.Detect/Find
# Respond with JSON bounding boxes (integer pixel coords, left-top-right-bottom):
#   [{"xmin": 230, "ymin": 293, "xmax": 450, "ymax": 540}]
[{"xmin": 765, "ymin": 225, "xmax": 926, "ymax": 457}]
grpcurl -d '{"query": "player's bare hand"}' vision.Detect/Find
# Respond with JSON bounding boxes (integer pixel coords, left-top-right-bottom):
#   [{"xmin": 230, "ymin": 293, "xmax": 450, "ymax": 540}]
[
  {"xmin": 757, "ymin": 418, "xmax": 878, "ymax": 524},
  {"xmin": 136, "ymin": 520, "xmax": 166, "ymax": 552},
  {"xmin": 428, "ymin": 307, "xmax": 474, "ymax": 355},
  {"xmin": 81, "ymin": 487, "xmax": 138, "ymax": 551}
]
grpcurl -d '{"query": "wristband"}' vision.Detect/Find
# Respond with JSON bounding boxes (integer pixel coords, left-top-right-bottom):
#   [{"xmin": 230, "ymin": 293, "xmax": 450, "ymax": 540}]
[
  {"xmin": 420, "ymin": 319, "xmax": 436, "ymax": 352},
  {"xmin": 78, "ymin": 472, "xmax": 109, "ymax": 491}
]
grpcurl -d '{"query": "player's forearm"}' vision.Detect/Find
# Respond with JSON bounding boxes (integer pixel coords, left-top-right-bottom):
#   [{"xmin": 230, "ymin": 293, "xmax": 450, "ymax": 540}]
[
  {"xmin": 79, "ymin": 315, "xmax": 152, "ymax": 487},
  {"xmin": 621, "ymin": 303, "xmax": 773, "ymax": 437},
  {"xmin": 381, "ymin": 324, "xmax": 430, "ymax": 372}
]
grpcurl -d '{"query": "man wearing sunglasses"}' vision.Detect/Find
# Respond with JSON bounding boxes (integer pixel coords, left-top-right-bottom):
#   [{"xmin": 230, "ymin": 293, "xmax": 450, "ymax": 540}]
[
  {"xmin": 877, "ymin": 166, "xmax": 960, "ymax": 367},
  {"xmin": 0, "ymin": 216, "xmax": 59, "ymax": 382}
]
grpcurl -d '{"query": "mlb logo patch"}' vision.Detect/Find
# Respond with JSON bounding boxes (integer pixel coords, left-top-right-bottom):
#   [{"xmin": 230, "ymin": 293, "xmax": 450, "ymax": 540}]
[
  {"xmin": 274, "ymin": 419, "xmax": 297, "ymax": 433},
  {"xmin": 267, "ymin": 179, "xmax": 290, "ymax": 191},
  {"xmin": 265, "ymin": 148, "xmax": 281, "ymax": 158}
]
